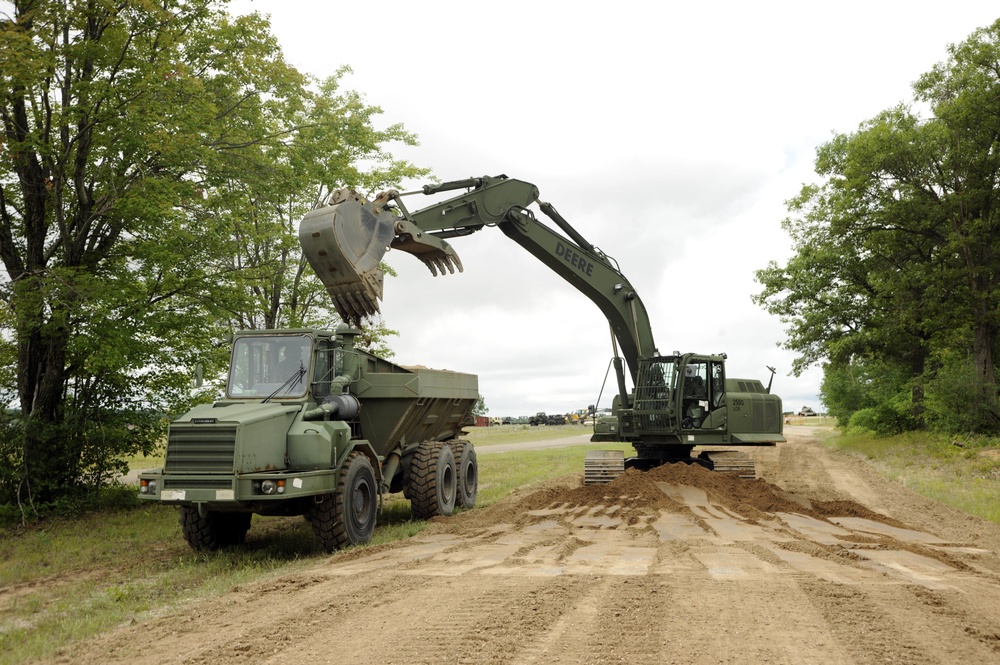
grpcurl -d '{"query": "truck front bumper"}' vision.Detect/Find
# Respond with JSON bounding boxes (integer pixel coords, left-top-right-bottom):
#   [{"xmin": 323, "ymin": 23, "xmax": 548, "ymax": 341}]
[{"xmin": 137, "ymin": 469, "xmax": 339, "ymax": 508}]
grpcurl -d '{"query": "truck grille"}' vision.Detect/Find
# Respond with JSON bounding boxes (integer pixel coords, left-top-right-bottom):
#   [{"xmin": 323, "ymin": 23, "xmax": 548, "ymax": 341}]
[
  {"xmin": 165, "ymin": 425, "xmax": 237, "ymax": 474},
  {"xmin": 162, "ymin": 478, "xmax": 232, "ymax": 490}
]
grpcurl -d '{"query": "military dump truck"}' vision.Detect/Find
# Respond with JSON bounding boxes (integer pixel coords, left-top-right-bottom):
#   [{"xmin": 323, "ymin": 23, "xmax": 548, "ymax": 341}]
[
  {"xmin": 299, "ymin": 175, "xmax": 785, "ymax": 483},
  {"xmin": 529, "ymin": 412, "xmax": 566, "ymax": 426},
  {"xmin": 138, "ymin": 327, "xmax": 479, "ymax": 552}
]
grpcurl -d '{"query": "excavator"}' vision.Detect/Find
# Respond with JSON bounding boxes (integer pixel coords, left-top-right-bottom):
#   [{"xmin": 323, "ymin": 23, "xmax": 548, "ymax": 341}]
[{"xmin": 299, "ymin": 175, "xmax": 785, "ymax": 482}]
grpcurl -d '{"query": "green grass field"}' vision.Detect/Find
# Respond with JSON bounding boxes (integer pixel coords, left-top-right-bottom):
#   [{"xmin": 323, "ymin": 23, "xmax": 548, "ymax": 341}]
[{"xmin": 822, "ymin": 428, "xmax": 1000, "ymax": 524}]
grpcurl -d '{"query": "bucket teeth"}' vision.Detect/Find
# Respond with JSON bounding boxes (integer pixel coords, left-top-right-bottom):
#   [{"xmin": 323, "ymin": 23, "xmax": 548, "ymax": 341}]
[
  {"xmin": 332, "ymin": 289, "xmax": 379, "ymax": 327},
  {"xmin": 418, "ymin": 247, "xmax": 463, "ymax": 277}
]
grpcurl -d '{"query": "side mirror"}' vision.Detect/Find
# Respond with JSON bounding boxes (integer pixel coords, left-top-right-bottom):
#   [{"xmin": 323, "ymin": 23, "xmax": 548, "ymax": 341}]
[{"xmin": 193, "ymin": 363, "xmax": 204, "ymax": 389}]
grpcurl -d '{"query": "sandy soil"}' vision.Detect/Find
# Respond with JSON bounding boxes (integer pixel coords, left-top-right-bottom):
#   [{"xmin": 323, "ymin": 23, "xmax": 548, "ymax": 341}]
[{"xmin": 46, "ymin": 426, "xmax": 1000, "ymax": 664}]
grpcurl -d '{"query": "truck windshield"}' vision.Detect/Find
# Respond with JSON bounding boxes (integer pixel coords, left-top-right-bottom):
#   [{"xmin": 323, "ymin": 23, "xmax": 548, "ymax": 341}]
[{"xmin": 227, "ymin": 335, "xmax": 311, "ymax": 399}]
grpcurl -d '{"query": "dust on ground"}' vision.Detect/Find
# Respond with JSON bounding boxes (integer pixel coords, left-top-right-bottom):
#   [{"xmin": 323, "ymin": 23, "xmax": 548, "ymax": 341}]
[{"xmin": 43, "ymin": 428, "xmax": 1000, "ymax": 664}]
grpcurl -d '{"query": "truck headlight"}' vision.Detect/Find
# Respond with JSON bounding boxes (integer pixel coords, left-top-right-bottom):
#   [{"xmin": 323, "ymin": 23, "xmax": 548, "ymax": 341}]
[
  {"xmin": 139, "ymin": 479, "xmax": 157, "ymax": 494},
  {"xmin": 261, "ymin": 480, "xmax": 277, "ymax": 495}
]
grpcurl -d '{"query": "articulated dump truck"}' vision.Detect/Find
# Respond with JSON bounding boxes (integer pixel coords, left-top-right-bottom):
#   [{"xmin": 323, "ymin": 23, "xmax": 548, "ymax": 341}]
[{"xmin": 138, "ymin": 327, "xmax": 479, "ymax": 552}]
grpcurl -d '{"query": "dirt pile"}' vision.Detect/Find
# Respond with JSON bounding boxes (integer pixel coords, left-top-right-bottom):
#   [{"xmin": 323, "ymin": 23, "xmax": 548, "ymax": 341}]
[{"xmin": 437, "ymin": 460, "xmax": 901, "ymax": 535}]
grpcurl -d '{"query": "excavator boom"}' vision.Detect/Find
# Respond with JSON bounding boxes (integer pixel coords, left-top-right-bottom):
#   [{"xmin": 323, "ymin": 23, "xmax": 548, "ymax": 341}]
[
  {"xmin": 299, "ymin": 174, "xmax": 785, "ymax": 483},
  {"xmin": 301, "ymin": 176, "xmax": 657, "ymax": 380}
]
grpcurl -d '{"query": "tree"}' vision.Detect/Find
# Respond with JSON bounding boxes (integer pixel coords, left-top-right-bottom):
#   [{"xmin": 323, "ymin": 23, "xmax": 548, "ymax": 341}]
[
  {"xmin": 213, "ymin": 70, "xmax": 425, "ymax": 334},
  {"xmin": 0, "ymin": 1, "xmax": 422, "ymax": 504},
  {"xmin": 472, "ymin": 394, "xmax": 488, "ymax": 417},
  {"xmin": 755, "ymin": 106, "xmax": 955, "ymax": 425},
  {"xmin": 913, "ymin": 24, "xmax": 1000, "ymax": 395},
  {"xmin": 755, "ymin": 20, "xmax": 1000, "ymax": 433}
]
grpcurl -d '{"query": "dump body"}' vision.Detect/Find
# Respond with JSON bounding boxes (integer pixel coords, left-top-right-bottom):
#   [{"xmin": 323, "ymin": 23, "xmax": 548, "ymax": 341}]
[{"xmin": 139, "ymin": 328, "xmax": 478, "ymax": 551}]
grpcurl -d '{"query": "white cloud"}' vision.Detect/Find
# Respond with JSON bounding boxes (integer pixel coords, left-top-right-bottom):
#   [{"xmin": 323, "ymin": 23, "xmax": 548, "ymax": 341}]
[{"xmin": 230, "ymin": 0, "xmax": 998, "ymax": 416}]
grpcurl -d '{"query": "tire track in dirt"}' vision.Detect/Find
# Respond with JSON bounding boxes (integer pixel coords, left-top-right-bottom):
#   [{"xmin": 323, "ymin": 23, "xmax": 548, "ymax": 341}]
[{"xmin": 46, "ymin": 430, "xmax": 1000, "ymax": 664}]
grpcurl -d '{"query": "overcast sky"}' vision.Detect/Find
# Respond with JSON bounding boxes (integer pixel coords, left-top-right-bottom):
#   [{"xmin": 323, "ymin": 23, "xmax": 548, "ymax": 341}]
[{"xmin": 232, "ymin": 1, "xmax": 997, "ymax": 418}]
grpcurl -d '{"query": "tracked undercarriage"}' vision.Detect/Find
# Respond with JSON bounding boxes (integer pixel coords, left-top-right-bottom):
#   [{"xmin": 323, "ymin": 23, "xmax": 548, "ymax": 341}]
[{"xmin": 584, "ymin": 449, "xmax": 758, "ymax": 485}]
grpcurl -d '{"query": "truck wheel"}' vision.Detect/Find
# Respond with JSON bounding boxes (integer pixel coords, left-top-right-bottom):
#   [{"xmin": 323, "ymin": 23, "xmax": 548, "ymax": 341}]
[
  {"xmin": 180, "ymin": 507, "xmax": 251, "ymax": 550},
  {"xmin": 450, "ymin": 440, "xmax": 478, "ymax": 511},
  {"xmin": 307, "ymin": 451, "xmax": 377, "ymax": 553},
  {"xmin": 409, "ymin": 440, "xmax": 456, "ymax": 520}
]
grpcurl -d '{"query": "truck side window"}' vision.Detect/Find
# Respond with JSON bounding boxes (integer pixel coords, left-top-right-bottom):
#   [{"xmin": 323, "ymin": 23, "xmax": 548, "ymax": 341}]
[{"xmin": 313, "ymin": 341, "xmax": 331, "ymax": 398}]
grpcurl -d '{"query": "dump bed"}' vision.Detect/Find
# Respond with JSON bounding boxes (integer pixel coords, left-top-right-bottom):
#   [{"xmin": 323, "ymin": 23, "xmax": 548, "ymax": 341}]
[{"xmin": 352, "ymin": 360, "xmax": 478, "ymax": 457}]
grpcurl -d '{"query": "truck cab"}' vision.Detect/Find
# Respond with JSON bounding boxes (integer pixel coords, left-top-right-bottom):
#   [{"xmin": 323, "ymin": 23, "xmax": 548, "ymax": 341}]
[{"xmin": 139, "ymin": 326, "xmax": 479, "ymax": 552}]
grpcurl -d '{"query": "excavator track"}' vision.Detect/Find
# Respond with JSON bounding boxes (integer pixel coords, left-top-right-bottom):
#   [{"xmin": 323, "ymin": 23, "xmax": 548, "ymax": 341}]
[
  {"xmin": 584, "ymin": 450, "xmax": 626, "ymax": 485},
  {"xmin": 697, "ymin": 450, "xmax": 757, "ymax": 479},
  {"xmin": 585, "ymin": 450, "xmax": 757, "ymax": 484}
]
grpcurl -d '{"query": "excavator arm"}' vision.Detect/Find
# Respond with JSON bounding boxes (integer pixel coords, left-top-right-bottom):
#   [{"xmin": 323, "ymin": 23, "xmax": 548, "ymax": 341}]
[
  {"xmin": 300, "ymin": 174, "xmax": 785, "ymax": 483},
  {"xmin": 299, "ymin": 175, "xmax": 658, "ymax": 383}
]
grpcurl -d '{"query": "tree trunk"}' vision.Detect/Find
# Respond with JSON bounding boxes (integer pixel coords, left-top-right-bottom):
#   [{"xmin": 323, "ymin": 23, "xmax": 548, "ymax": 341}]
[
  {"xmin": 15, "ymin": 276, "xmax": 75, "ymax": 500},
  {"xmin": 909, "ymin": 346, "xmax": 927, "ymax": 426}
]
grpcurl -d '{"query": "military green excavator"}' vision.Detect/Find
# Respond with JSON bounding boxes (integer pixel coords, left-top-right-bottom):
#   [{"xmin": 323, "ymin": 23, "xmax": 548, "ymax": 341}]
[{"xmin": 299, "ymin": 175, "xmax": 785, "ymax": 482}]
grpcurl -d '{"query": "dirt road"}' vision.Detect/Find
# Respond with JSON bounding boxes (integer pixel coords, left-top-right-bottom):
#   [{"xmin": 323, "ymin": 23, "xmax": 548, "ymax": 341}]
[{"xmin": 52, "ymin": 427, "xmax": 1000, "ymax": 664}]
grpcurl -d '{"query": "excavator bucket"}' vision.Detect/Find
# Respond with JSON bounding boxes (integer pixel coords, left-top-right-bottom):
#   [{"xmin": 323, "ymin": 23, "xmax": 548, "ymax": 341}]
[
  {"xmin": 299, "ymin": 193, "xmax": 395, "ymax": 325},
  {"xmin": 300, "ymin": 188, "xmax": 465, "ymax": 326}
]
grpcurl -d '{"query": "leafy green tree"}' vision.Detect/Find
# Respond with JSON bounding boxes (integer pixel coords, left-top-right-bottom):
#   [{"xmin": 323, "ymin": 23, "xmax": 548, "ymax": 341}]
[
  {"xmin": 756, "ymin": 20, "xmax": 1000, "ymax": 433},
  {"xmin": 924, "ymin": 349, "xmax": 1000, "ymax": 434},
  {"xmin": 213, "ymin": 69, "xmax": 425, "ymax": 334},
  {"xmin": 819, "ymin": 362, "xmax": 875, "ymax": 428},
  {"xmin": 912, "ymin": 24, "xmax": 1000, "ymax": 398},
  {"xmin": 0, "ymin": 1, "xmax": 421, "ymax": 505},
  {"xmin": 472, "ymin": 394, "xmax": 488, "ymax": 417}
]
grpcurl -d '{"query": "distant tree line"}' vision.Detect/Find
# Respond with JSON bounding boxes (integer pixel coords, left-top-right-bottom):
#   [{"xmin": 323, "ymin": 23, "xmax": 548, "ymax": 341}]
[
  {"xmin": 0, "ymin": 1, "xmax": 423, "ymax": 508},
  {"xmin": 756, "ymin": 20, "xmax": 1000, "ymax": 436}
]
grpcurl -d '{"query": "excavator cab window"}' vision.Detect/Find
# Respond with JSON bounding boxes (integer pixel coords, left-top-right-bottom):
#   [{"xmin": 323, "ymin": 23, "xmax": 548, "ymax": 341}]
[
  {"xmin": 710, "ymin": 361, "xmax": 725, "ymax": 409},
  {"xmin": 682, "ymin": 361, "xmax": 709, "ymax": 428}
]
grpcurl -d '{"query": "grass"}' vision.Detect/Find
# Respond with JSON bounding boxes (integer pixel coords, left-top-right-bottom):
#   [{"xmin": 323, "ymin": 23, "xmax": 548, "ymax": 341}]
[
  {"xmin": 0, "ymin": 426, "xmax": 622, "ymax": 664},
  {"xmin": 822, "ymin": 428, "xmax": 1000, "ymax": 524},
  {"xmin": 463, "ymin": 423, "xmax": 591, "ymax": 446}
]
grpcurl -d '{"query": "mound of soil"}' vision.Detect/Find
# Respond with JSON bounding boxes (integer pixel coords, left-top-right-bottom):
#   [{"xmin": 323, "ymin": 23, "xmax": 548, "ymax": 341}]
[{"xmin": 436, "ymin": 459, "xmax": 900, "ymax": 534}]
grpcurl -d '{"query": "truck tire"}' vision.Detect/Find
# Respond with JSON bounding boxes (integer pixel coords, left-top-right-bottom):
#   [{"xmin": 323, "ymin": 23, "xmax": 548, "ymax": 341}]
[
  {"xmin": 409, "ymin": 440, "xmax": 456, "ymax": 519},
  {"xmin": 450, "ymin": 440, "xmax": 478, "ymax": 511},
  {"xmin": 180, "ymin": 507, "xmax": 251, "ymax": 550},
  {"xmin": 307, "ymin": 451, "xmax": 377, "ymax": 553}
]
